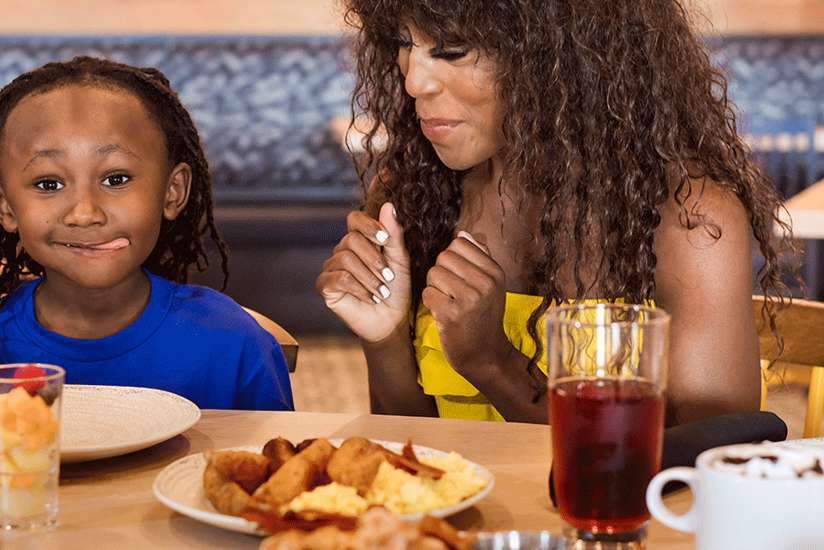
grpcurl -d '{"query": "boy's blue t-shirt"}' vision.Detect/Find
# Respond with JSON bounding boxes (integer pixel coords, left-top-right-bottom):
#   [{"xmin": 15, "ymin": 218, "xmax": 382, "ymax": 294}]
[{"xmin": 0, "ymin": 271, "xmax": 294, "ymax": 411}]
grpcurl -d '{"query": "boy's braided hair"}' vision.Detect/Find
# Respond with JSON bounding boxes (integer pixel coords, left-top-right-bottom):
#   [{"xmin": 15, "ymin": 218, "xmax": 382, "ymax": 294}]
[{"xmin": 0, "ymin": 56, "xmax": 229, "ymax": 298}]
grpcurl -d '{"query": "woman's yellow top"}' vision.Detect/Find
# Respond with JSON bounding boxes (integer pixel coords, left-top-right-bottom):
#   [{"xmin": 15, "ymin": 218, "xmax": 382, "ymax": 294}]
[
  {"xmin": 414, "ymin": 293, "xmax": 650, "ymax": 421},
  {"xmin": 414, "ymin": 292, "xmax": 548, "ymax": 422}
]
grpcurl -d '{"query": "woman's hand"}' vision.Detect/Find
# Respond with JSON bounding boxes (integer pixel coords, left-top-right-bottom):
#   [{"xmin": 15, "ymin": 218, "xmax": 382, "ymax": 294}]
[
  {"xmin": 422, "ymin": 231, "xmax": 513, "ymax": 383},
  {"xmin": 316, "ymin": 202, "xmax": 412, "ymax": 343}
]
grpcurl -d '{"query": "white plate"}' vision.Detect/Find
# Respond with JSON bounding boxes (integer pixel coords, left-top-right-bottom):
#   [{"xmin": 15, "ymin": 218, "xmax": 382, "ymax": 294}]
[
  {"xmin": 153, "ymin": 439, "xmax": 495, "ymax": 536},
  {"xmin": 60, "ymin": 384, "xmax": 201, "ymax": 463}
]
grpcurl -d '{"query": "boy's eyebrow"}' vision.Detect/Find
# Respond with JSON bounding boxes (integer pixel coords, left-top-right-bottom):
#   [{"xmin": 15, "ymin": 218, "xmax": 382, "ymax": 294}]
[
  {"xmin": 96, "ymin": 143, "xmax": 141, "ymax": 160},
  {"xmin": 23, "ymin": 144, "xmax": 141, "ymax": 171},
  {"xmin": 23, "ymin": 149, "xmax": 64, "ymax": 171}
]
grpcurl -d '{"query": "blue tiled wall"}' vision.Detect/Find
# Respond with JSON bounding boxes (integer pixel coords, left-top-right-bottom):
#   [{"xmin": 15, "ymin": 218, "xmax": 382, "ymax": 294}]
[
  {"xmin": 0, "ymin": 34, "xmax": 822, "ymax": 203},
  {"xmin": 0, "ymin": 35, "xmax": 357, "ymax": 203}
]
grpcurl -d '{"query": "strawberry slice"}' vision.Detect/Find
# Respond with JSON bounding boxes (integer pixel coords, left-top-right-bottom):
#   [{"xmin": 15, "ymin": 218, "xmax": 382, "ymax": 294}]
[{"xmin": 12, "ymin": 365, "xmax": 45, "ymax": 395}]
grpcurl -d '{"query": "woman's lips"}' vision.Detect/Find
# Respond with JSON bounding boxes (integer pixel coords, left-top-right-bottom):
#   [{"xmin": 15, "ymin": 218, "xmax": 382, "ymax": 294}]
[{"xmin": 420, "ymin": 118, "xmax": 461, "ymax": 142}]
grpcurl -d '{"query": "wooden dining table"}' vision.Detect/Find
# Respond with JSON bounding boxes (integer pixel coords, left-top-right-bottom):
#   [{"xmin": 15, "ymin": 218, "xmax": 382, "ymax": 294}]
[{"xmin": 5, "ymin": 411, "xmax": 694, "ymax": 549}]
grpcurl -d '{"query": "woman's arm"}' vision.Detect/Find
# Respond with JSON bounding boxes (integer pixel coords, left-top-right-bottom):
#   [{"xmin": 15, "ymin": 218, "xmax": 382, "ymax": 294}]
[
  {"xmin": 362, "ymin": 325, "xmax": 438, "ymax": 416},
  {"xmin": 316, "ymin": 190, "xmax": 436, "ymax": 416},
  {"xmin": 653, "ymin": 179, "xmax": 761, "ymax": 425},
  {"xmin": 457, "ymin": 345, "xmax": 549, "ymax": 423}
]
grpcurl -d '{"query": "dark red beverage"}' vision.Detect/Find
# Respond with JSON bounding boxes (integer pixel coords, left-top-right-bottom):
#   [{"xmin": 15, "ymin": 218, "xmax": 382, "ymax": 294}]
[{"xmin": 550, "ymin": 377, "xmax": 665, "ymax": 535}]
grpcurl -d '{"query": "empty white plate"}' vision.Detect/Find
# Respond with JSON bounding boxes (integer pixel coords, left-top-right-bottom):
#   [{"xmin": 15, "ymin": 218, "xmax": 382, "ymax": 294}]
[
  {"xmin": 153, "ymin": 439, "xmax": 495, "ymax": 535},
  {"xmin": 60, "ymin": 384, "xmax": 201, "ymax": 463}
]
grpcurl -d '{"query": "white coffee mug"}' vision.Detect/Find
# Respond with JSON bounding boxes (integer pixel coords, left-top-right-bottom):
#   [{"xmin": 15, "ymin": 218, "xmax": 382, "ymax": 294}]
[{"xmin": 646, "ymin": 443, "xmax": 824, "ymax": 550}]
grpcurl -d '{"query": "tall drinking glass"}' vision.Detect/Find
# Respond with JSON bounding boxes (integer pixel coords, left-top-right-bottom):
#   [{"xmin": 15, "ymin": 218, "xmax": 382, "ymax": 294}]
[
  {"xmin": 547, "ymin": 304, "xmax": 669, "ymax": 546},
  {"xmin": 0, "ymin": 364, "xmax": 64, "ymax": 531}
]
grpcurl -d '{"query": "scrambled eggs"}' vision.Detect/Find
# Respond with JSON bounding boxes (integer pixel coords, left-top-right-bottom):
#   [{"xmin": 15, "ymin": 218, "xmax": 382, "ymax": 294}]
[{"xmin": 281, "ymin": 451, "xmax": 487, "ymax": 516}]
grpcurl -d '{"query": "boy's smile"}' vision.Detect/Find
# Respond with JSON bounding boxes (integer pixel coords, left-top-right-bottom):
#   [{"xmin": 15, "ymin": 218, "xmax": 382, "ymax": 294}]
[{"xmin": 0, "ymin": 84, "xmax": 189, "ymax": 292}]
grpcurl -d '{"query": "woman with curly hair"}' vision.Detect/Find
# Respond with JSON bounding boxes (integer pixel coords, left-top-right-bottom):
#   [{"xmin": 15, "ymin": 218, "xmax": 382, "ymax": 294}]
[{"xmin": 317, "ymin": 0, "xmax": 788, "ymax": 424}]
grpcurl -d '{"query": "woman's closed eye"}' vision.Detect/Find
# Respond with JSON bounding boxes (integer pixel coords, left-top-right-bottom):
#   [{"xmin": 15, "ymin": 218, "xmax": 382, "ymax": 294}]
[
  {"xmin": 431, "ymin": 44, "xmax": 469, "ymax": 61},
  {"xmin": 102, "ymin": 173, "xmax": 131, "ymax": 187}
]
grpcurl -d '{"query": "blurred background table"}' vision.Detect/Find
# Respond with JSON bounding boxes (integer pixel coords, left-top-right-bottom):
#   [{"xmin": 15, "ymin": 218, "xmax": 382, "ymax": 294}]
[
  {"xmin": 780, "ymin": 178, "xmax": 824, "ymax": 239},
  {"xmin": 5, "ymin": 411, "xmax": 693, "ymax": 549}
]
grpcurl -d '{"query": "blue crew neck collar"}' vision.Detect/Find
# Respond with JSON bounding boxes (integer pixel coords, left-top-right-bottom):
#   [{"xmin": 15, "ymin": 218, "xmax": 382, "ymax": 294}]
[{"xmin": 11, "ymin": 270, "xmax": 174, "ymax": 362}]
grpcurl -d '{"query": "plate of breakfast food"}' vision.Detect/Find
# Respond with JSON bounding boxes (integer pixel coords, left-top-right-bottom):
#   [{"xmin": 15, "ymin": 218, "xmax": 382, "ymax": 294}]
[
  {"xmin": 152, "ymin": 436, "xmax": 494, "ymax": 536},
  {"xmin": 61, "ymin": 385, "xmax": 201, "ymax": 463}
]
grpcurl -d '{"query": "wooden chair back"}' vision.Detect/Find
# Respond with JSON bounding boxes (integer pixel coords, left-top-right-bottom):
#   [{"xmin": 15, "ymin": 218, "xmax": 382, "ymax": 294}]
[
  {"xmin": 753, "ymin": 295, "xmax": 824, "ymax": 437},
  {"xmin": 242, "ymin": 306, "xmax": 299, "ymax": 373}
]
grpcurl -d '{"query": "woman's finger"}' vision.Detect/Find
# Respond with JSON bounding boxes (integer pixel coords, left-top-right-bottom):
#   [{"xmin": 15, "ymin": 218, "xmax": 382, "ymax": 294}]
[
  {"xmin": 316, "ymin": 269, "xmax": 378, "ymax": 305},
  {"xmin": 422, "ymin": 285, "xmax": 458, "ymax": 323},
  {"xmin": 378, "ymin": 202, "xmax": 410, "ymax": 265},
  {"xmin": 324, "ymin": 249, "xmax": 390, "ymax": 302},
  {"xmin": 435, "ymin": 249, "xmax": 496, "ymax": 294},
  {"xmin": 335, "ymin": 231, "xmax": 395, "ymax": 283},
  {"xmin": 346, "ymin": 210, "xmax": 391, "ymax": 246},
  {"xmin": 446, "ymin": 236, "xmax": 504, "ymax": 280},
  {"xmin": 426, "ymin": 264, "xmax": 479, "ymax": 303}
]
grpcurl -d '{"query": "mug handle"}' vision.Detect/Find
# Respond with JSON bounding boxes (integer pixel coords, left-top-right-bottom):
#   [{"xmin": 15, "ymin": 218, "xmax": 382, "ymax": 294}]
[{"xmin": 645, "ymin": 467, "xmax": 699, "ymax": 533}]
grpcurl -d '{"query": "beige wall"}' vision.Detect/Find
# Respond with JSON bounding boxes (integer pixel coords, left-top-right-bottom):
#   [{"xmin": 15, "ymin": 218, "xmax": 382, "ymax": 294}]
[
  {"xmin": 700, "ymin": 0, "xmax": 824, "ymax": 34},
  {"xmin": 1, "ymin": 0, "xmax": 822, "ymax": 35},
  {"xmin": 0, "ymin": 0, "xmax": 347, "ymax": 35}
]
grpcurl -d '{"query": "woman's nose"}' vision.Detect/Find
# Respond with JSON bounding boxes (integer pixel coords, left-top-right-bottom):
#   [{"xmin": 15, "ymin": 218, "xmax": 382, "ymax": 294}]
[
  {"xmin": 62, "ymin": 187, "xmax": 106, "ymax": 227},
  {"xmin": 404, "ymin": 50, "xmax": 444, "ymax": 98}
]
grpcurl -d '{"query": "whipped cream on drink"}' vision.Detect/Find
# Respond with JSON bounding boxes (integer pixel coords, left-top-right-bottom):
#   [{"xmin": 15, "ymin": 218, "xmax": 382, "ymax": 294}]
[{"xmin": 710, "ymin": 444, "xmax": 824, "ymax": 480}]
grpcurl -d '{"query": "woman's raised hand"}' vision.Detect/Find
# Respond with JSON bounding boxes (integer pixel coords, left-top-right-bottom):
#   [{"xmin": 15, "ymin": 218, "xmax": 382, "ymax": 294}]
[
  {"xmin": 316, "ymin": 202, "xmax": 412, "ymax": 343},
  {"xmin": 422, "ymin": 231, "xmax": 512, "ymax": 379}
]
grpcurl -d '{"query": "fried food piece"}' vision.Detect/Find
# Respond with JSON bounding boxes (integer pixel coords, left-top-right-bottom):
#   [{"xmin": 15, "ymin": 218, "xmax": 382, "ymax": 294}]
[
  {"xmin": 327, "ymin": 438, "xmax": 388, "ymax": 496},
  {"xmin": 203, "ymin": 450, "xmax": 272, "ymax": 516},
  {"xmin": 259, "ymin": 525, "xmax": 354, "ymax": 550},
  {"xmin": 257, "ymin": 508, "xmax": 461, "ymax": 550},
  {"xmin": 254, "ymin": 438, "xmax": 335, "ymax": 507},
  {"xmin": 295, "ymin": 438, "xmax": 317, "ymax": 453},
  {"xmin": 419, "ymin": 516, "xmax": 475, "ymax": 550},
  {"xmin": 263, "ymin": 437, "xmax": 297, "ymax": 472}
]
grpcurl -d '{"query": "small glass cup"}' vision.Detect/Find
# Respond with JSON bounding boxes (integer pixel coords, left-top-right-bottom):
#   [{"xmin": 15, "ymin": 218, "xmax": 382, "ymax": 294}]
[
  {"xmin": 547, "ymin": 304, "xmax": 670, "ymax": 547},
  {"xmin": 0, "ymin": 363, "xmax": 64, "ymax": 531}
]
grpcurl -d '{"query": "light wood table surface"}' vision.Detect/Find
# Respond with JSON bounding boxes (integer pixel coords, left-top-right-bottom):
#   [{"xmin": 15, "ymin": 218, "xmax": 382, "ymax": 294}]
[
  {"xmin": 779, "ymin": 178, "xmax": 824, "ymax": 239},
  {"xmin": 5, "ymin": 411, "xmax": 693, "ymax": 549}
]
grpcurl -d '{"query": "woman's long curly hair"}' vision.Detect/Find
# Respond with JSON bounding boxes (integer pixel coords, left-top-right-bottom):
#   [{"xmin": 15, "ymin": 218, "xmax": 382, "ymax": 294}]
[
  {"xmin": 345, "ymin": 0, "xmax": 791, "ymax": 392},
  {"xmin": 0, "ymin": 56, "xmax": 229, "ymax": 299}
]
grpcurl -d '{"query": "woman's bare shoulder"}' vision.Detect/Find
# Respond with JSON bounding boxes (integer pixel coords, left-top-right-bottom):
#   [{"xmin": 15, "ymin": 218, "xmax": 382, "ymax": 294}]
[{"xmin": 654, "ymin": 175, "xmax": 752, "ymax": 301}]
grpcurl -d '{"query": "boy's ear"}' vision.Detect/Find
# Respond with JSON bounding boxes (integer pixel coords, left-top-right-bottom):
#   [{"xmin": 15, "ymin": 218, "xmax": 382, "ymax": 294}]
[
  {"xmin": 0, "ymin": 187, "xmax": 18, "ymax": 233},
  {"xmin": 163, "ymin": 163, "xmax": 192, "ymax": 221}
]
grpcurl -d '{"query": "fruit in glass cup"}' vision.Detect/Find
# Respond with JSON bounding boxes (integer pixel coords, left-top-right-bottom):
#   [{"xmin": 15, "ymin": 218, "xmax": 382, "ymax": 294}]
[{"xmin": 0, "ymin": 366, "xmax": 60, "ymax": 525}]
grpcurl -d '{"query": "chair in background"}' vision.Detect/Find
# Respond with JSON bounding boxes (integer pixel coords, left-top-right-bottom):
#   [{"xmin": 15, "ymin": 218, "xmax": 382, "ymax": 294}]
[
  {"xmin": 242, "ymin": 306, "xmax": 299, "ymax": 373},
  {"xmin": 753, "ymin": 295, "xmax": 824, "ymax": 438}
]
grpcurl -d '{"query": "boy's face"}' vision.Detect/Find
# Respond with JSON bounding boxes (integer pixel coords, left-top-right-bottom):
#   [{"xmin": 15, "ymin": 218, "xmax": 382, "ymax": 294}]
[{"xmin": 0, "ymin": 84, "xmax": 191, "ymax": 290}]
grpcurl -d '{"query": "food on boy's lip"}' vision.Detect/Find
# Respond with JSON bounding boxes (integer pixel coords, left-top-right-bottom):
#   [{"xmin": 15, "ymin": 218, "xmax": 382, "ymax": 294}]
[
  {"xmin": 202, "ymin": 436, "xmax": 487, "ymax": 522},
  {"xmin": 0, "ymin": 386, "xmax": 59, "ymax": 518},
  {"xmin": 255, "ymin": 507, "xmax": 475, "ymax": 550}
]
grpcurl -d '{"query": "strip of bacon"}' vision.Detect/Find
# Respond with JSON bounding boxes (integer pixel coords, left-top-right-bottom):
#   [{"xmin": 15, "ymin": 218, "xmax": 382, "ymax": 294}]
[
  {"xmin": 379, "ymin": 441, "xmax": 445, "ymax": 480},
  {"xmin": 242, "ymin": 509, "xmax": 358, "ymax": 534}
]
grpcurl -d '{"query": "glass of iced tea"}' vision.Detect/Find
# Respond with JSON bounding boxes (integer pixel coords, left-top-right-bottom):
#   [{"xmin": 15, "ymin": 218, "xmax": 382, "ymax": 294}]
[
  {"xmin": 0, "ymin": 364, "xmax": 64, "ymax": 531},
  {"xmin": 547, "ymin": 304, "xmax": 669, "ymax": 546}
]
